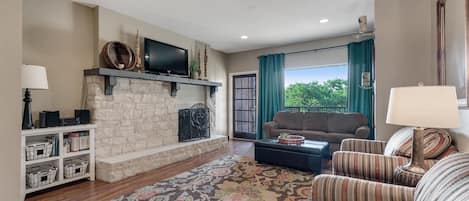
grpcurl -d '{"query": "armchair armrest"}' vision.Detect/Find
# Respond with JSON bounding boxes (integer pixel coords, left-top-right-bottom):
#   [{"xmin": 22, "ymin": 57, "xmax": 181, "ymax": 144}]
[
  {"xmin": 262, "ymin": 121, "xmax": 277, "ymax": 138},
  {"xmin": 312, "ymin": 175, "xmax": 414, "ymax": 201},
  {"xmin": 355, "ymin": 125, "xmax": 371, "ymax": 139},
  {"xmin": 332, "ymin": 151, "xmax": 408, "ymax": 183},
  {"xmin": 340, "ymin": 139, "xmax": 387, "ymax": 154}
]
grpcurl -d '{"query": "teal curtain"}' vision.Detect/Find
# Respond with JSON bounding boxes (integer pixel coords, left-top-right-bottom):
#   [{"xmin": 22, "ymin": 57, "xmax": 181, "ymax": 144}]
[
  {"xmin": 257, "ymin": 54, "xmax": 285, "ymax": 139},
  {"xmin": 347, "ymin": 39, "xmax": 375, "ymax": 139}
]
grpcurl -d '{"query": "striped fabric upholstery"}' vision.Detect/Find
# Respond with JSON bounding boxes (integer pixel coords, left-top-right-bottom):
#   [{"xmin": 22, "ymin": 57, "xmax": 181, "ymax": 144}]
[
  {"xmin": 384, "ymin": 128, "xmax": 452, "ymax": 159},
  {"xmin": 415, "ymin": 153, "xmax": 469, "ymax": 201},
  {"xmin": 435, "ymin": 145, "xmax": 459, "ymax": 159},
  {"xmin": 312, "ymin": 174, "xmax": 415, "ymax": 201},
  {"xmin": 340, "ymin": 139, "xmax": 387, "ymax": 154},
  {"xmin": 333, "ymin": 151, "xmax": 407, "ymax": 183},
  {"xmin": 333, "ymin": 152, "xmax": 441, "ymax": 184},
  {"xmin": 393, "ymin": 167, "xmax": 423, "ymax": 187}
]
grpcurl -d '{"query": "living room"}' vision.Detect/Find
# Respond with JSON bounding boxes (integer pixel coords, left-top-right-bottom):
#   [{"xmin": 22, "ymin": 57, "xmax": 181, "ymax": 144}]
[{"xmin": 1, "ymin": 0, "xmax": 469, "ymax": 201}]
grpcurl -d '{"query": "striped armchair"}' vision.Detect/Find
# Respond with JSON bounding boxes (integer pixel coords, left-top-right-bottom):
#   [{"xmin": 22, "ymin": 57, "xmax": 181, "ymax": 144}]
[
  {"xmin": 332, "ymin": 130, "xmax": 458, "ymax": 184},
  {"xmin": 312, "ymin": 153, "xmax": 469, "ymax": 201}
]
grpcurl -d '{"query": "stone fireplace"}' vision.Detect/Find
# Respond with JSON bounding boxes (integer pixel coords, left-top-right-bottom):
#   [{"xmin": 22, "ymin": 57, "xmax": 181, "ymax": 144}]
[{"xmin": 85, "ymin": 74, "xmax": 226, "ymax": 182}]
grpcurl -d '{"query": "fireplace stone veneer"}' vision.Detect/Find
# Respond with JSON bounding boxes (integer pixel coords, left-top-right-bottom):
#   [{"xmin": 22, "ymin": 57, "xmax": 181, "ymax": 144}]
[{"xmin": 85, "ymin": 75, "xmax": 222, "ymax": 182}]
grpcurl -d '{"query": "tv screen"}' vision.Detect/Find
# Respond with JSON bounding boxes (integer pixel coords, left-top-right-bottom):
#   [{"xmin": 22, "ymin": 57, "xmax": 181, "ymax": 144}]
[{"xmin": 144, "ymin": 38, "xmax": 188, "ymax": 76}]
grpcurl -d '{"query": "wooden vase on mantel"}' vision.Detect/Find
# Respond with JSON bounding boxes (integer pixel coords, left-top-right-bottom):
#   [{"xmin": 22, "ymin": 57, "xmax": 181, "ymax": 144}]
[{"xmin": 135, "ymin": 29, "xmax": 143, "ymax": 73}]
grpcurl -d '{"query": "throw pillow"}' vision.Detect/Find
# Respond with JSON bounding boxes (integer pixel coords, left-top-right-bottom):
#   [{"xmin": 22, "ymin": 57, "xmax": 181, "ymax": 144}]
[{"xmin": 383, "ymin": 127, "xmax": 452, "ymax": 159}]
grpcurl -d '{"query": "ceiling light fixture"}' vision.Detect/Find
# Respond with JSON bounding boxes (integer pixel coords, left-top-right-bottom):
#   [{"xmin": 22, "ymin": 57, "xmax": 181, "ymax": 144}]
[
  {"xmin": 320, "ymin": 18, "xmax": 329, "ymax": 23},
  {"xmin": 240, "ymin": 35, "xmax": 248, "ymax": 39}
]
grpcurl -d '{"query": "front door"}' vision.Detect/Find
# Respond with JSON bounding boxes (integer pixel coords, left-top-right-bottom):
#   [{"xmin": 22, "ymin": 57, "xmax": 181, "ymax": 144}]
[{"xmin": 233, "ymin": 74, "xmax": 257, "ymax": 139}]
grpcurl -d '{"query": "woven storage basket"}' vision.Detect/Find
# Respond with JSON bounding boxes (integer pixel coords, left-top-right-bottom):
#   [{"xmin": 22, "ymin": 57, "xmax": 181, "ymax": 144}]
[
  {"xmin": 25, "ymin": 142, "xmax": 53, "ymax": 161},
  {"xmin": 26, "ymin": 165, "xmax": 57, "ymax": 188},
  {"xmin": 64, "ymin": 159, "xmax": 89, "ymax": 179}
]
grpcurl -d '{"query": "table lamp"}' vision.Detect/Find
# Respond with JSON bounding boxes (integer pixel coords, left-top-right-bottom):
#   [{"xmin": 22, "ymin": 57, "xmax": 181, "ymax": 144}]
[
  {"xmin": 386, "ymin": 83, "xmax": 459, "ymax": 174},
  {"xmin": 21, "ymin": 65, "xmax": 48, "ymax": 129}
]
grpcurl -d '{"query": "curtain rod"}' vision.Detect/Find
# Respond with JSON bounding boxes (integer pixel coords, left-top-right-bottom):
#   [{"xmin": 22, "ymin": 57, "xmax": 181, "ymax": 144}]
[{"xmin": 285, "ymin": 44, "xmax": 347, "ymax": 55}]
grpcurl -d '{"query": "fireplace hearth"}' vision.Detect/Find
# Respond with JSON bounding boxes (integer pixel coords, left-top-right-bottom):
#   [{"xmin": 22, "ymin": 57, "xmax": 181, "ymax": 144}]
[{"xmin": 178, "ymin": 103, "xmax": 210, "ymax": 142}]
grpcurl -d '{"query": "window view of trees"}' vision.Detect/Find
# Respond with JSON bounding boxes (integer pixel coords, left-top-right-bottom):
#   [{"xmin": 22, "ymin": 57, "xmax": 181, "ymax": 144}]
[
  {"xmin": 285, "ymin": 79, "xmax": 347, "ymax": 107},
  {"xmin": 284, "ymin": 65, "xmax": 348, "ymax": 112}
]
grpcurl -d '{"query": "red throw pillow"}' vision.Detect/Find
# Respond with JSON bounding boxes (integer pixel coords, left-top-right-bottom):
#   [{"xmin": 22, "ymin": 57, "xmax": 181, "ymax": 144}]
[{"xmin": 383, "ymin": 127, "xmax": 452, "ymax": 159}]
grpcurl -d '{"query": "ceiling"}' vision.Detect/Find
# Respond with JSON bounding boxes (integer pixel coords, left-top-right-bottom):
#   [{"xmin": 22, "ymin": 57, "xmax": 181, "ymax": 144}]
[{"xmin": 75, "ymin": 0, "xmax": 374, "ymax": 53}]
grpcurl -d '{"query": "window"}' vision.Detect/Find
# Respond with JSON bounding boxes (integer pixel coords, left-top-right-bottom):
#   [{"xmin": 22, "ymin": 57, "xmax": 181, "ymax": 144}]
[{"xmin": 284, "ymin": 64, "xmax": 348, "ymax": 112}]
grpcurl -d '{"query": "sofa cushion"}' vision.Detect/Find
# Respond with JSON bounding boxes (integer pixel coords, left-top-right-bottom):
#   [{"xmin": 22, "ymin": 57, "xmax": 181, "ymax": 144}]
[
  {"xmin": 274, "ymin": 112, "xmax": 303, "ymax": 130},
  {"xmin": 302, "ymin": 112, "xmax": 328, "ymax": 131},
  {"xmin": 327, "ymin": 113, "xmax": 367, "ymax": 133},
  {"xmin": 297, "ymin": 131, "xmax": 356, "ymax": 144},
  {"xmin": 383, "ymin": 127, "xmax": 452, "ymax": 159}
]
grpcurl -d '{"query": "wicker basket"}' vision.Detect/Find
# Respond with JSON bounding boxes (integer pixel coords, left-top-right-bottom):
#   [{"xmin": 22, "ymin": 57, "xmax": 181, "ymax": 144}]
[
  {"xmin": 26, "ymin": 165, "xmax": 57, "ymax": 189},
  {"xmin": 25, "ymin": 142, "xmax": 53, "ymax": 161},
  {"xmin": 64, "ymin": 159, "xmax": 89, "ymax": 179}
]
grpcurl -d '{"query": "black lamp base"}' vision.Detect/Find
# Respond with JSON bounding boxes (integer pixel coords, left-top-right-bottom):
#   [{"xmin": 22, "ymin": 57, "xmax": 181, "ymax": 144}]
[{"xmin": 22, "ymin": 88, "xmax": 33, "ymax": 130}]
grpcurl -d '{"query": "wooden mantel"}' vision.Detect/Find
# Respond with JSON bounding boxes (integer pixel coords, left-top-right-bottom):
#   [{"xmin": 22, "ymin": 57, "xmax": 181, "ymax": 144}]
[{"xmin": 84, "ymin": 68, "xmax": 222, "ymax": 97}]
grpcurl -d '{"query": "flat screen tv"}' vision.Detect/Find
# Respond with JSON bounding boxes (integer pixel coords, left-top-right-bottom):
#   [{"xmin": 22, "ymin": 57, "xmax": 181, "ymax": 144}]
[{"xmin": 144, "ymin": 38, "xmax": 188, "ymax": 76}]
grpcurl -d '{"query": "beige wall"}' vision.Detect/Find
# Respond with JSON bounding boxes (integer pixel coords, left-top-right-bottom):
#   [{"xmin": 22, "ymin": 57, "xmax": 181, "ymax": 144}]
[
  {"xmin": 452, "ymin": 110, "xmax": 469, "ymax": 152},
  {"xmin": 23, "ymin": 0, "xmax": 96, "ymax": 120},
  {"xmin": 446, "ymin": 0, "xmax": 467, "ymax": 100},
  {"xmin": 0, "ymin": 0, "xmax": 22, "ymax": 200},
  {"xmin": 227, "ymin": 35, "xmax": 356, "ymax": 73},
  {"xmin": 207, "ymin": 50, "xmax": 228, "ymax": 135},
  {"xmin": 22, "ymin": 1, "xmax": 228, "ymax": 135},
  {"xmin": 374, "ymin": 0, "xmax": 438, "ymax": 140},
  {"xmin": 97, "ymin": 7, "xmax": 205, "ymax": 109}
]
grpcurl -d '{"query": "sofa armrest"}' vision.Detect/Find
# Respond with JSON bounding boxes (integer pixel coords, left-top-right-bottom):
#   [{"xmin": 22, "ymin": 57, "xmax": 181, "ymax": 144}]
[
  {"xmin": 312, "ymin": 175, "xmax": 415, "ymax": 201},
  {"xmin": 355, "ymin": 125, "xmax": 371, "ymax": 139},
  {"xmin": 340, "ymin": 139, "xmax": 387, "ymax": 154},
  {"xmin": 332, "ymin": 151, "xmax": 408, "ymax": 183},
  {"xmin": 262, "ymin": 121, "xmax": 277, "ymax": 138}
]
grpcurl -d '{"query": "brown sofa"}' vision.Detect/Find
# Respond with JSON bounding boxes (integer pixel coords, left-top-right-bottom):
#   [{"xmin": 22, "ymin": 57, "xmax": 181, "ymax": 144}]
[{"xmin": 263, "ymin": 111, "xmax": 370, "ymax": 153}]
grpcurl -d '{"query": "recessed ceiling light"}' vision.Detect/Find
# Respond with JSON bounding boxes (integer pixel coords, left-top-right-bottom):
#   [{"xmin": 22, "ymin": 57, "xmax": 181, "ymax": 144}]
[
  {"xmin": 240, "ymin": 35, "xmax": 248, "ymax": 39},
  {"xmin": 320, "ymin": 18, "xmax": 329, "ymax": 23}
]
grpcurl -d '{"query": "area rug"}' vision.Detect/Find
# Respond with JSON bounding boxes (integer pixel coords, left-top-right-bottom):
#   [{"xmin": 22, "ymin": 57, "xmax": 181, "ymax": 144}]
[{"xmin": 113, "ymin": 155, "xmax": 314, "ymax": 201}]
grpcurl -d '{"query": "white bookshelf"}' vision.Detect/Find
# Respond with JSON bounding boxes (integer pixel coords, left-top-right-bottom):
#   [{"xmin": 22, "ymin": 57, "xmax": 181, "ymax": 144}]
[{"xmin": 20, "ymin": 124, "xmax": 96, "ymax": 198}]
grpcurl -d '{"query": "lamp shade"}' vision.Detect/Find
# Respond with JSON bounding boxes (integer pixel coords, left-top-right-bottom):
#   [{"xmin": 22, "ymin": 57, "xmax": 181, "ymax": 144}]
[
  {"xmin": 21, "ymin": 65, "xmax": 48, "ymax": 89},
  {"xmin": 386, "ymin": 85, "xmax": 459, "ymax": 128}
]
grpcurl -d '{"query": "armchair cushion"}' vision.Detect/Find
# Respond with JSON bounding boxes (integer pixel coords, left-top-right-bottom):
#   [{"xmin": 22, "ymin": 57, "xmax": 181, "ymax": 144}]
[
  {"xmin": 312, "ymin": 174, "xmax": 414, "ymax": 201},
  {"xmin": 333, "ymin": 151, "xmax": 407, "ymax": 183},
  {"xmin": 415, "ymin": 153, "xmax": 469, "ymax": 201},
  {"xmin": 384, "ymin": 127, "xmax": 452, "ymax": 159},
  {"xmin": 333, "ymin": 151, "xmax": 440, "ymax": 184},
  {"xmin": 340, "ymin": 139, "xmax": 387, "ymax": 154}
]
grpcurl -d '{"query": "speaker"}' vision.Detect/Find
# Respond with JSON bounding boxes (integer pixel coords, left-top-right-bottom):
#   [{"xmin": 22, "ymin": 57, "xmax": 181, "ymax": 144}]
[
  {"xmin": 75, "ymin": 110, "xmax": 90, "ymax": 124},
  {"xmin": 45, "ymin": 111, "xmax": 60, "ymax": 127},
  {"xmin": 39, "ymin": 112, "xmax": 47, "ymax": 128}
]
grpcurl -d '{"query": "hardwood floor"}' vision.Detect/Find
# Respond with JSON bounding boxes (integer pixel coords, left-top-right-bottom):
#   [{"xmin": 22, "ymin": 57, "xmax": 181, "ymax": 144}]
[
  {"xmin": 25, "ymin": 140, "xmax": 253, "ymax": 201},
  {"xmin": 25, "ymin": 140, "xmax": 329, "ymax": 201}
]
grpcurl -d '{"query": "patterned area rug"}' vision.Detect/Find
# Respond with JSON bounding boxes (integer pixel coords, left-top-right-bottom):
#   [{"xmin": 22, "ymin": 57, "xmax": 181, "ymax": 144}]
[{"xmin": 113, "ymin": 155, "xmax": 314, "ymax": 201}]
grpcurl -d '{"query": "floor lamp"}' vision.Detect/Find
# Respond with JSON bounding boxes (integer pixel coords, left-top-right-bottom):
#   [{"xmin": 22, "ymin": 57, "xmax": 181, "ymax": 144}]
[{"xmin": 386, "ymin": 84, "xmax": 459, "ymax": 175}]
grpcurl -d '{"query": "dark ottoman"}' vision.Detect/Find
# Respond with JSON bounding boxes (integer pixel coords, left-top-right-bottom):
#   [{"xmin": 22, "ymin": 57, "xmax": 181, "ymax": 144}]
[{"xmin": 254, "ymin": 139, "xmax": 329, "ymax": 173}]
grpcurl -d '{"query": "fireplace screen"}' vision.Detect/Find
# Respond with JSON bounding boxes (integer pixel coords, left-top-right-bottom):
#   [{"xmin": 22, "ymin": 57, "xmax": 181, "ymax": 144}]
[{"xmin": 178, "ymin": 103, "xmax": 210, "ymax": 142}]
